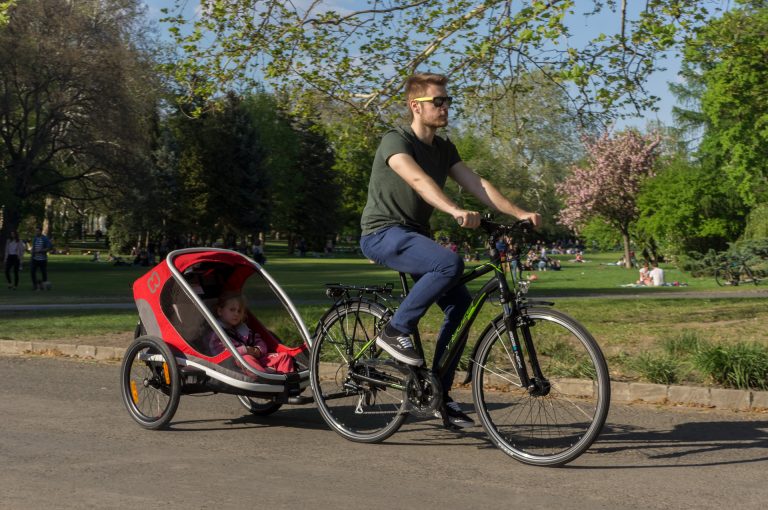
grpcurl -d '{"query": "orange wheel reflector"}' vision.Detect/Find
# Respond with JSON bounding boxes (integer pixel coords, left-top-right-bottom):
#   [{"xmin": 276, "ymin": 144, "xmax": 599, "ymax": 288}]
[
  {"xmin": 130, "ymin": 380, "xmax": 139, "ymax": 404},
  {"xmin": 163, "ymin": 362, "xmax": 171, "ymax": 385}
]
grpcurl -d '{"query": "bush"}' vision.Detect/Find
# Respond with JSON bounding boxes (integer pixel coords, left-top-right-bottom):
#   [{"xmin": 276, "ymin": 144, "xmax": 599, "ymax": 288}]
[
  {"xmin": 660, "ymin": 330, "xmax": 706, "ymax": 357},
  {"xmin": 693, "ymin": 343, "xmax": 768, "ymax": 390},
  {"xmin": 681, "ymin": 249, "xmax": 724, "ymax": 276},
  {"xmin": 630, "ymin": 352, "xmax": 681, "ymax": 385},
  {"xmin": 685, "ymin": 239, "xmax": 768, "ymax": 277}
]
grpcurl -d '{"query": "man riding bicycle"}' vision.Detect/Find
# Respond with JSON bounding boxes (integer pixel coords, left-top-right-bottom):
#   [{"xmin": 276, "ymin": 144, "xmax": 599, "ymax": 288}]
[{"xmin": 359, "ymin": 72, "xmax": 542, "ymax": 430}]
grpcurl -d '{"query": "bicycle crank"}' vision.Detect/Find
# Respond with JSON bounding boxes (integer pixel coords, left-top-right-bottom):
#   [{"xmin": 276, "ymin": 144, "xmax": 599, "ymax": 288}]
[{"xmin": 405, "ymin": 367, "xmax": 442, "ymax": 417}]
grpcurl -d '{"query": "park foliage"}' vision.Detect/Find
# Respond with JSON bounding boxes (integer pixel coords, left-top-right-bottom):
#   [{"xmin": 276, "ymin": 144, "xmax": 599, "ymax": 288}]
[{"xmin": 0, "ymin": 0, "xmax": 766, "ymax": 268}]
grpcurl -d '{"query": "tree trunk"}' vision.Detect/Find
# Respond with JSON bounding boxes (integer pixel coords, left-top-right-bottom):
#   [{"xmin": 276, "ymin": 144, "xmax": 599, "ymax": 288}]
[
  {"xmin": 622, "ymin": 231, "xmax": 632, "ymax": 269},
  {"xmin": 42, "ymin": 197, "xmax": 55, "ymax": 237},
  {"xmin": 287, "ymin": 233, "xmax": 295, "ymax": 255}
]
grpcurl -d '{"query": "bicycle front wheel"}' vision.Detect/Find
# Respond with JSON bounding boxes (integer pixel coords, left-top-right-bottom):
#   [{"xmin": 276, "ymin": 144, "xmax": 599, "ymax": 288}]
[
  {"xmin": 472, "ymin": 308, "xmax": 610, "ymax": 466},
  {"xmin": 310, "ymin": 301, "xmax": 408, "ymax": 443},
  {"xmin": 738, "ymin": 265, "xmax": 759, "ymax": 285}
]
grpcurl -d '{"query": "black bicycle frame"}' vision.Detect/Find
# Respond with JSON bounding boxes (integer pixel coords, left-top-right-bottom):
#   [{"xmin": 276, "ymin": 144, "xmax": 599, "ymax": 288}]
[
  {"xmin": 321, "ymin": 220, "xmax": 548, "ymax": 396},
  {"xmin": 398, "ymin": 255, "xmax": 541, "ymax": 392}
]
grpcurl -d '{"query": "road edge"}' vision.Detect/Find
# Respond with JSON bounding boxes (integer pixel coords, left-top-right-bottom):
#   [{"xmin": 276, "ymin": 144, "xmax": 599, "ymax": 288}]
[{"xmin": 3, "ymin": 339, "xmax": 768, "ymax": 413}]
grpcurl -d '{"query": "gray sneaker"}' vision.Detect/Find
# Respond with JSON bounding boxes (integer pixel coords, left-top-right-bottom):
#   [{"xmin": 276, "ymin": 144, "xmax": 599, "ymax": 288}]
[
  {"xmin": 439, "ymin": 397, "xmax": 475, "ymax": 429},
  {"xmin": 375, "ymin": 329, "xmax": 423, "ymax": 366}
]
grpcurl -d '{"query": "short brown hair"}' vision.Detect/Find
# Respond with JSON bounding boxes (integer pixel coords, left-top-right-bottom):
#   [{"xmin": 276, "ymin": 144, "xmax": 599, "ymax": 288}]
[
  {"xmin": 405, "ymin": 73, "xmax": 448, "ymax": 101},
  {"xmin": 217, "ymin": 292, "xmax": 246, "ymax": 310}
]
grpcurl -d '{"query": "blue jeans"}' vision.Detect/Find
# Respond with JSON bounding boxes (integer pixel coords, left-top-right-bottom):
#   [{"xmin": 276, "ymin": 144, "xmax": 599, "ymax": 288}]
[{"xmin": 360, "ymin": 226, "xmax": 472, "ymax": 392}]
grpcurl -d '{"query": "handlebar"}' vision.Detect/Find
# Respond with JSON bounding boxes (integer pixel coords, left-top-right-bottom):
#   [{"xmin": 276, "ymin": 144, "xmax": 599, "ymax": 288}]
[
  {"xmin": 479, "ymin": 218, "xmax": 534, "ymax": 239},
  {"xmin": 456, "ymin": 215, "xmax": 533, "ymax": 234}
]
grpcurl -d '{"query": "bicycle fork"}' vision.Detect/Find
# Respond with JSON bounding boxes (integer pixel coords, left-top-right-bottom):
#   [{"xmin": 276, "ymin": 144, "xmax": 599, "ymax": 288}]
[{"xmin": 505, "ymin": 308, "xmax": 551, "ymax": 397}]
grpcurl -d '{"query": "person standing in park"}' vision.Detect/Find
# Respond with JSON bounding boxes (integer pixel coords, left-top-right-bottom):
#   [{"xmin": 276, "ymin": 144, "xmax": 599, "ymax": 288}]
[
  {"xmin": 30, "ymin": 226, "xmax": 53, "ymax": 290},
  {"xmin": 4, "ymin": 231, "xmax": 25, "ymax": 290},
  {"xmin": 359, "ymin": 72, "xmax": 541, "ymax": 429}
]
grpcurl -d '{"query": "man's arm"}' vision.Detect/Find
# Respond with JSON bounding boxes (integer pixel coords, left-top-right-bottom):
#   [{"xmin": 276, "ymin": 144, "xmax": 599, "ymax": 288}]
[
  {"xmin": 449, "ymin": 161, "xmax": 542, "ymax": 227},
  {"xmin": 387, "ymin": 153, "xmax": 481, "ymax": 227}
]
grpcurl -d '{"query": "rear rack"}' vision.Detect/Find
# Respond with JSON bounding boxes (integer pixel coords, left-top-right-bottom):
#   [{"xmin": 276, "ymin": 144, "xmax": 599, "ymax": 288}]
[{"xmin": 325, "ymin": 282, "xmax": 394, "ymax": 300}]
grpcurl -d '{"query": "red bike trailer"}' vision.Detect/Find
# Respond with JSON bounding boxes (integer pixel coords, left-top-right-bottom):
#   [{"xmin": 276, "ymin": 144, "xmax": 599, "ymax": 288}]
[{"xmin": 121, "ymin": 248, "xmax": 313, "ymax": 429}]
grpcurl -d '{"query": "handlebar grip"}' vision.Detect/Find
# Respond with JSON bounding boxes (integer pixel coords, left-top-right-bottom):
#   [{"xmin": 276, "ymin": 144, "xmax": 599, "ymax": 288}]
[{"xmin": 518, "ymin": 219, "xmax": 533, "ymax": 230}]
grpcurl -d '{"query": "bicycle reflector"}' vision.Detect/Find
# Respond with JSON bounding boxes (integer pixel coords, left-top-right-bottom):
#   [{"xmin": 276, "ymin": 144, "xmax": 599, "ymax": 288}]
[{"xmin": 130, "ymin": 380, "xmax": 140, "ymax": 405}]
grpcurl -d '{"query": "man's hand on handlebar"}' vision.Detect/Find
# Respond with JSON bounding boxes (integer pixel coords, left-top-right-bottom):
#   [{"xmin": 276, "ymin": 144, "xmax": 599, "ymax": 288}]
[
  {"xmin": 455, "ymin": 210, "xmax": 481, "ymax": 229},
  {"xmin": 520, "ymin": 212, "xmax": 543, "ymax": 229}
]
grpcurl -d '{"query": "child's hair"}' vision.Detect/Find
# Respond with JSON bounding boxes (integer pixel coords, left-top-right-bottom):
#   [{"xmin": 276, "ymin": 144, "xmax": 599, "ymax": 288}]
[{"xmin": 216, "ymin": 292, "xmax": 247, "ymax": 313}]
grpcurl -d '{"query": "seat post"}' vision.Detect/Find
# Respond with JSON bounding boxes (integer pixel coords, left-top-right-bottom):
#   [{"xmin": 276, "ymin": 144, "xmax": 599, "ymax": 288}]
[{"xmin": 398, "ymin": 272, "xmax": 410, "ymax": 298}]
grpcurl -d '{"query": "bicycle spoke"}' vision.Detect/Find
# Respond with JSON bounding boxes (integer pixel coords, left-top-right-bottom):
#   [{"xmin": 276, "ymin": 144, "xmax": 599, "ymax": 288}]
[
  {"xmin": 311, "ymin": 301, "xmax": 407, "ymax": 443},
  {"xmin": 472, "ymin": 309, "xmax": 609, "ymax": 466}
]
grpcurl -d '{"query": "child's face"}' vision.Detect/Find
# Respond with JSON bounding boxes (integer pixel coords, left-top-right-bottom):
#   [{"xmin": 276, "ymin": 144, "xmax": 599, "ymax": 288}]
[{"xmin": 218, "ymin": 299, "xmax": 244, "ymax": 327}]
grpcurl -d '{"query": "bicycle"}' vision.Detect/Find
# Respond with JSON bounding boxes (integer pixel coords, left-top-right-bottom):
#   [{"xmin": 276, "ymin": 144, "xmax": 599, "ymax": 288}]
[
  {"xmin": 715, "ymin": 259, "xmax": 762, "ymax": 287},
  {"xmin": 308, "ymin": 218, "xmax": 610, "ymax": 467}
]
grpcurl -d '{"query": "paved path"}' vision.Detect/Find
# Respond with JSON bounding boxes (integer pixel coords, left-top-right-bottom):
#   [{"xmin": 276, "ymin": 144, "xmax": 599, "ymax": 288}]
[{"xmin": 2, "ymin": 355, "xmax": 767, "ymax": 510}]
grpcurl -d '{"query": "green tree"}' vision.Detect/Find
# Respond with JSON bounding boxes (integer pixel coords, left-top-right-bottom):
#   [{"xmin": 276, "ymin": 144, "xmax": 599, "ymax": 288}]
[
  {"xmin": 169, "ymin": 93, "xmax": 271, "ymax": 244},
  {"xmin": 461, "ymin": 72, "xmax": 584, "ymax": 238},
  {"xmin": 326, "ymin": 114, "xmax": 383, "ymax": 236},
  {"xmin": 0, "ymin": 0, "xmax": 156, "ymax": 254},
  {"xmin": 278, "ymin": 118, "xmax": 341, "ymax": 252},
  {"xmin": 636, "ymin": 155, "xmax": 747, "ymax": 256},
  {"xmin": 681, "ymin": 0, "xmax": 768, "ymax": 205},
  {"xmin": 162, "ymin": 0, "xmax": 716, "ymax": 124},
  {"xmin": 429, "ymin": 131, "xmax": 508, "ymax": 244}
]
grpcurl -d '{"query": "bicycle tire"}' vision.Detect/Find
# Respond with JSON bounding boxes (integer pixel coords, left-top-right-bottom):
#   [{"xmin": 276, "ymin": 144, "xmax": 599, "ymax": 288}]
[
  {"xmin": 236, "ymin": 395, "xmax": 282, "ymax": 416},
  {"xmin": 120, "ymin": 336, "xmax": 181, "ymax": 430},
  {"xmin": 310, "ymin": 300, "xmax": 408, "ymax": 443},
  {"xmin": 472, "ymin": 308, "xmax": 610, "ymax": 466},
  {"xmin": 739, "ymin": 265, "xmax": 758, "ymax": 286},
  {"xmin": 715, "ymin": 267, "xmax": 734, "ymax": 286}
]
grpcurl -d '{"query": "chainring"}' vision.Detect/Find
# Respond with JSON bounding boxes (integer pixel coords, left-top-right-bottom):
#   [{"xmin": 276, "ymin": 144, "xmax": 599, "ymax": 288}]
[{"xmin": 405, "ymin": 368, "xmax": 442, "ymax": 417}]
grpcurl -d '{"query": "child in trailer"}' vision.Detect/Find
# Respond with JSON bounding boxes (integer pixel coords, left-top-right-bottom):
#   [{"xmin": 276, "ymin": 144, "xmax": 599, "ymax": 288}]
[{"xmin": 208, "ymin": 293, "xmax": 295, "ymax": 373}]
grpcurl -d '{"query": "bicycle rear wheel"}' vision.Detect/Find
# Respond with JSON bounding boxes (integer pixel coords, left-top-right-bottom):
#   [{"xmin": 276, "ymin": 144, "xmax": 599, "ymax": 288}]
[
  {"xmin": 310, "ymin": 300, "xmax": 408, "ymax": 443},
  {"xmin": 472, "ymin": 308, "xmax": 610, "ymax": 466},
  {"xmin": 715, "ymin": 267, "xmax": 735, "ymax": 286}
]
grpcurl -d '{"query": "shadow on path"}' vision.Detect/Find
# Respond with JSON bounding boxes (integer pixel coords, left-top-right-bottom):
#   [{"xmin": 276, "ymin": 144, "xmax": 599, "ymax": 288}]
[{"xmin": 580, "ymin": 419, "xmax": 768, "ymax": 468}]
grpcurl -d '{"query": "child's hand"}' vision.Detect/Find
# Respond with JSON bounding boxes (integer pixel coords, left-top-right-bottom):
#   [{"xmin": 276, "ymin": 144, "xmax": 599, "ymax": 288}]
[{"xmin": 247, "ymin": 346, "xmax": 261, "ymax": 357}]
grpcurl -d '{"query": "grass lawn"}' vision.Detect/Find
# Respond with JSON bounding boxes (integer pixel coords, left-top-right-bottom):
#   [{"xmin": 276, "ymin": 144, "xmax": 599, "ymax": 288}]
[
  {"xmin": 0, "ymin": 248, "xmax": 739, "ymax": 306},
  {"xmin": 1, "ymin": 247, "xmax": 766, "ymax": 386}
]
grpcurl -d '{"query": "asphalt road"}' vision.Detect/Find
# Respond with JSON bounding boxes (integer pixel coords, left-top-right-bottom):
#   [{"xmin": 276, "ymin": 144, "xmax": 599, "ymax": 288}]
[{"xmin": 2, "ymin": 355, "xmax": 768, "ymax": 510}]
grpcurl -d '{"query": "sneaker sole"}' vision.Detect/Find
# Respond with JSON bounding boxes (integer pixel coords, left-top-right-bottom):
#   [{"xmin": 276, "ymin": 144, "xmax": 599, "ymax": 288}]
[
  {"xmin": 447, "ymin": 419, "xmax": 475, "ymax": 429},
  {"xmin": 375, "ymin": 338, "xmax": 424, "ymax": 366}
]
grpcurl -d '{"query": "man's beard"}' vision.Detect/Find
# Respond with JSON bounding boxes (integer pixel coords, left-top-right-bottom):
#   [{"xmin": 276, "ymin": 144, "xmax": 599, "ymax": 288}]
[{"xmin": 423, "ymin": 116, "xmax": 448, "ymax": 128}]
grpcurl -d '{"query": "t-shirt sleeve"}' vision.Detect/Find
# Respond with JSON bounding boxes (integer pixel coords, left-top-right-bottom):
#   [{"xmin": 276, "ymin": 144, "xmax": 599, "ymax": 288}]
[{"xmin": 379, "ymin": 130, "xmax": 414, "ymax": 165}]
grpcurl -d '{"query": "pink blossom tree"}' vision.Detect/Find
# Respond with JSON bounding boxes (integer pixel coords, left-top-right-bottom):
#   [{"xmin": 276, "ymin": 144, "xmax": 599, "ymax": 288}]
[{"xmin": 557, "ymin": 130, "xmax": 662, "ymax": 268}]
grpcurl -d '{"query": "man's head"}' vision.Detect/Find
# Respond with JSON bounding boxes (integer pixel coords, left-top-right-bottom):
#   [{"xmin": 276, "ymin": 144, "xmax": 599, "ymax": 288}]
[{"xmin": 405, "ymin": 73, "xmax": 451, "ymax": 128}]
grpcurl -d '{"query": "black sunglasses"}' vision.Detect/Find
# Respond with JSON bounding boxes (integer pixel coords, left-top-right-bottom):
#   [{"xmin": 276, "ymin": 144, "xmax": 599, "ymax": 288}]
[{"xmin": 413, "ymin": 96, "xmax": 453, "ymax": 107}]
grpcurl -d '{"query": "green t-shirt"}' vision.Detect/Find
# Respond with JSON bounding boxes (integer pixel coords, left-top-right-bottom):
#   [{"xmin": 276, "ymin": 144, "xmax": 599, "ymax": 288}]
[{"xmin": 360, "ymin": 126, "xmax": 461, "ymax": 236}]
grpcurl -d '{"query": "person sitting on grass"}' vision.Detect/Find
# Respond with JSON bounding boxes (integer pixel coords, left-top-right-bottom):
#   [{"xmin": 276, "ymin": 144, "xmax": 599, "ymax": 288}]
[
  {"xmin": 649, "ymin": 262, "xmax": 665, "ymax": 287},
  {"xmin": 636, "ymin": 262, "xmax": 652, "ymax": 286}
]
